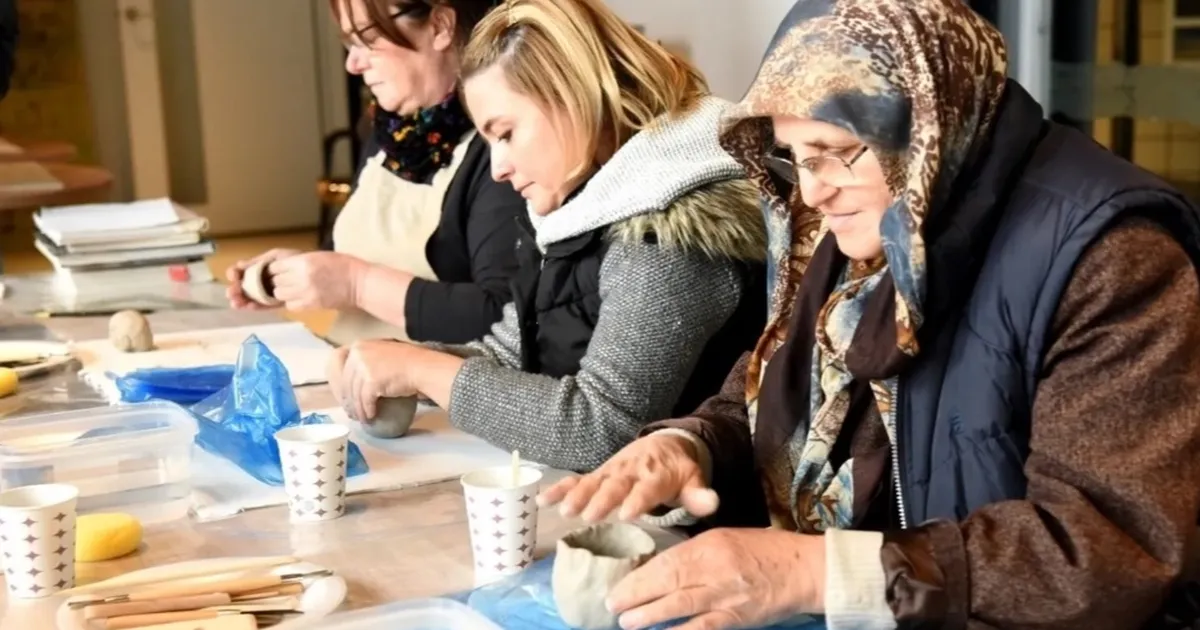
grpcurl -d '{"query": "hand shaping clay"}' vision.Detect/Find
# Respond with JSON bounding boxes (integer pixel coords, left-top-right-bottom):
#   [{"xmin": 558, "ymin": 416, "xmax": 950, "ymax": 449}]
[
  {"xmin": 108, "ymin": 310, "xmax": 154, "ymax": 352},
  {"xmin": 241, "ymin": 259, "xmax": 282, "ymax": 307},
  {"xmin": 552, "ymin": 523, "xmax": 657, "ymax": 630},
  {"xmin": 361, "ymin": 396, "xmax": 418, "ymax": 438}
]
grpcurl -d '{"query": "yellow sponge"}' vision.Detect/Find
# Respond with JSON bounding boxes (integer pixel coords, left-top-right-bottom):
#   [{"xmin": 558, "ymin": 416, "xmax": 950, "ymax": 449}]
[
  {"xmin": 76, "ymin": 513, "xmax": 143, "ymax": 562},
  {"xmin": 0, "ymin": 367, "xmax": 18, "ymax": 397}
]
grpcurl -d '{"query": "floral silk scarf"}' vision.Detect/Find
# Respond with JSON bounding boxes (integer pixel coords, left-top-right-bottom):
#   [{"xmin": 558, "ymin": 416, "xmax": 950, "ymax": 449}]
[{"xmin": 371, "ymin": 92, "xmax": 474, "ymax": 184}]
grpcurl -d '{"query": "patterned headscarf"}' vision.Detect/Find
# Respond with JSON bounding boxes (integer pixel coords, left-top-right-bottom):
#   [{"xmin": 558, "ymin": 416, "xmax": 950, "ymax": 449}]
[{"xmin": 719, "ymin": 0, "xmax": 1008, "ymax": 530}]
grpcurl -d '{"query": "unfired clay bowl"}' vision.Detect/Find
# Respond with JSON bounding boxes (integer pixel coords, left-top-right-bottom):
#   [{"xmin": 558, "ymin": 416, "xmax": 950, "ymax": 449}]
[
  {"xmin": 360, "ymin": 396, "xmax": 419, "ymax": 438},
  {"xmin": 552, "ymin": 523, "xmax": 657, "ymax": 630},
  {"xmin": 241, "ymin": 259, "xmax": 282, "ymax": 307}
]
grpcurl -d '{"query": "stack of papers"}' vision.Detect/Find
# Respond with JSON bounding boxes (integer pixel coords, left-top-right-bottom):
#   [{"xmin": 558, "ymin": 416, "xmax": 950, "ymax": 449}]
[{"xmin": 32, "ymin": 197, "xmax": 216, "ymax": 296}]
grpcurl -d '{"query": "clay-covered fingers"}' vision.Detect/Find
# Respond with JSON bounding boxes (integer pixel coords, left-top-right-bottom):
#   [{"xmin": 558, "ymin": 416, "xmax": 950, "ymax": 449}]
[
  {"xmin": 555, "ymin": 471, "xmax": 607, "ymax": 518},
  {"xmin": 579, "ymin": 474, "xmax": 637, "ymax": 522},
  {"xmin": 536, "ymin": 476, "xmax": 579, "ymax": 508},
  {"xmin": 326, "ymin": 346, "xmax": 350, "ymax": 406},
  {"xmin": 616, "ymin": 474, "xmax": 691, "ymax": 522},
  {"xmin": 343, "ymin": 347, "xmax": 381, "ymax": 422}
]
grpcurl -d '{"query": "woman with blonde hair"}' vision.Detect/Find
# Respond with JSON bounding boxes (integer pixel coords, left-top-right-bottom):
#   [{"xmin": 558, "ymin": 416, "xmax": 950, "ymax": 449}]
[{"xmin": 327, "ymin": 0, "xmax": 767, "ymax": 472}]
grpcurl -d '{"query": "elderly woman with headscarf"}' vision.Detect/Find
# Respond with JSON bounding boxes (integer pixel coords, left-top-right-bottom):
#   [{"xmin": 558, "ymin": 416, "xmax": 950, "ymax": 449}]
[{"xmin": 539, "ymin": 0, "xmax": 1200, "ymax": 628}]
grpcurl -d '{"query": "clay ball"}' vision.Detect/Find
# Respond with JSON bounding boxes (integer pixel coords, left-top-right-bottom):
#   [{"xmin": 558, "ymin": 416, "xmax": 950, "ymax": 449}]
[
  {"xmin": 361, "ymin": 396, "xmax": 418, "ymax": 438},
  {"xmin": 108, "ymin": 310, "xmax": 154, "ymax": 353},
  {"xmin": 552, "ymin": 523, "xmax": 657, "ymax": 630}
]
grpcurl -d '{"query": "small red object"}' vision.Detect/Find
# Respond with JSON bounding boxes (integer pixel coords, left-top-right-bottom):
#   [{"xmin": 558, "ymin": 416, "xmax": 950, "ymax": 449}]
[{"xmin": 168, "ymin": 264, "xmax": 191, "ymax": 282}]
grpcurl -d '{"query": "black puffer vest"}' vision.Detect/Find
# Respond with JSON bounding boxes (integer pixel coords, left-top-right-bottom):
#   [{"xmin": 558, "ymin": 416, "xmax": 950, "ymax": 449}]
[{"xmin": 510, "ymin": 203, "xmax": 767, "ymax": 418}]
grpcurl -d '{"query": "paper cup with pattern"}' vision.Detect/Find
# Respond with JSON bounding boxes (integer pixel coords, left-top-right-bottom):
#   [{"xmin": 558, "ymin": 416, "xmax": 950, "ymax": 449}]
[
  {"xmin": 0, "ymin": 483, "xmax": 78, "ymax": 598},
  {"xmin": 275, "ymin": 424, "xmax": 350, "ymax": 523},
  {"xmin": 461, "ymin": 465, "xmax": 543, "ymax": 587}
]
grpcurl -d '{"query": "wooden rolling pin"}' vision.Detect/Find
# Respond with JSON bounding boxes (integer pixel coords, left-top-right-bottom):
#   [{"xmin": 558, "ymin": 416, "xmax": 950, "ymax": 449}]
[{"xmin": 85, "ymin": 593, "xmax": 233, "ymax": 620}]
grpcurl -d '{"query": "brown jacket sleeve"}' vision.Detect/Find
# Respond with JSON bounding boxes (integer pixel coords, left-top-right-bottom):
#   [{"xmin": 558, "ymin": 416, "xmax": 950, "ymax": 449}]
[
  {"xmin": 881, "ymin": 218, "xmax": 1200, "ymax": 628},
  {"xmin": 642, "ymin": 352, "xmax": 770, "ymax": 527}
]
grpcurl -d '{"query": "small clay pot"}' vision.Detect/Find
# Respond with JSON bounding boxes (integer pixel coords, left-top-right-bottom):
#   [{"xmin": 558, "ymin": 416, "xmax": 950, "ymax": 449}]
[
  {"xmin": 361, "ymin": 396, "xmax": 418, "ymax": 438},
  {"xmin": 241, "ymin": 259, "xmax": 282, "ymax": 307},
  {"xmin": 552, "ymin": 523, "xmax": 657, "ymax": 630}
]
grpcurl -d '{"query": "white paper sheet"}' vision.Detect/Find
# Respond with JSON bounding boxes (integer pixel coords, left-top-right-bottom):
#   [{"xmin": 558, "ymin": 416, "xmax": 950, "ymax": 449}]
[
  {"xmin": 34, "ymin": 197, "xmax": 183, "ymax": 239},
  {"xmin": 189, "ymin": 406, "xmax": 535, "ymax": 521},
  {"xmin": 74, "ymin": 322, "xmax": 332, "ymax": 402}
]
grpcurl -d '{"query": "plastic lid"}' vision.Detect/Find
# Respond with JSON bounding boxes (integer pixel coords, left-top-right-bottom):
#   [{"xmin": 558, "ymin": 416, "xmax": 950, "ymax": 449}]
[
  {"xmin": 318, "ymin": 598, "xmax": 502, "ymax": 630},
  {"xmin": 0, "ymin": 401, "xmax": 198, "ymax": 465}
]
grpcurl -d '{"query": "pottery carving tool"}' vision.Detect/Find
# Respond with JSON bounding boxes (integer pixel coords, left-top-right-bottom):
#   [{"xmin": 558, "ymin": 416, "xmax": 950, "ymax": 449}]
[
  {"xmin": 59, "ymin": 555, "xmax": 298, "ymax": 597},
  {"xmin": 230, "ymin": 582, "xmax": 304, "ymax": 602},
  {"xmin": 120, "ymin": 616, "xmax": 259, "ymax": 630},
  {"xmin": 84, "ymin": 593, "xmax": 233, "ymax": 620},
  {"xmin": 200, "ymin": 599, "xmax": 299, "ymax": 613},
  {"xmin": 69, "ymin": 569, "xmax": 331, "ymax": 610},
  {"xmin": 104, "ymin": 609, "xmax": 296, "ymax": 630}
]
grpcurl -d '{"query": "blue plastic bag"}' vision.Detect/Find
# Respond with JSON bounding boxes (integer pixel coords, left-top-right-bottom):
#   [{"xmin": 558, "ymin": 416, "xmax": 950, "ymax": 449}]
[
  {"xmin": 113, "ymin": 365, "xmax": 236, "ymax": 404},
  {"xmin": 190, "ymin": 334, "xmax": 369, "ymax": 486},
  {"xmin": 453, "ymin": 554, "xmax": 826, "ymax": 630}
]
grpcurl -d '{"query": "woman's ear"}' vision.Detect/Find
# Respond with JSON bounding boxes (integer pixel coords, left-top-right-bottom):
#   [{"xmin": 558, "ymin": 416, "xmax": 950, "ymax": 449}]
[{"xmin": 429, "ymin": 4, "xmax": 458, "ymax": 52}]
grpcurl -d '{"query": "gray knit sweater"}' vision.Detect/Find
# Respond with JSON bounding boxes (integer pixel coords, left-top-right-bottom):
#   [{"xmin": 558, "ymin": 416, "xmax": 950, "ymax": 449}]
[{"xmin": 446, "ymin": 97, "xmax": 766, "ymax": 471}]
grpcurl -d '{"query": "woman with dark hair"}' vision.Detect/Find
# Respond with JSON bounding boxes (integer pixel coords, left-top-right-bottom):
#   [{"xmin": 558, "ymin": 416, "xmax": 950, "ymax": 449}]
[{"xmin": 227, "ymin": 0, "xmax": 523, "ymax": 346}]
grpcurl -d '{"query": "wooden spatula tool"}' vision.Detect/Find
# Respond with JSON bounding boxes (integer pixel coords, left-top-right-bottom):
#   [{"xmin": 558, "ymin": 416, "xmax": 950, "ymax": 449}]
[
  {"xmin": 118, "ymin": 615, "xmax": 260, "ymax": 630},
  {"xmin": 104, "ymin": 609, "xmax": 298, "ymax": 630},
  {"xmin": 69, "ymin": 570, "xmax": 330, "ymax": 610},
  {"xmin": 84, "ymin": 593, "xmax": 233, "ymax": 620}
]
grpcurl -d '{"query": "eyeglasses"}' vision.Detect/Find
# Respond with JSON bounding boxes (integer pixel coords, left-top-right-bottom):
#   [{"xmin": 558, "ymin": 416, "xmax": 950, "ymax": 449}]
[
  {"xmin": 763, "ymin": 145, "xmax": 868, "ymax": 188},
  {"xmin": 341, "ymin": 6, "xmax": 417, "ymax": 51}
]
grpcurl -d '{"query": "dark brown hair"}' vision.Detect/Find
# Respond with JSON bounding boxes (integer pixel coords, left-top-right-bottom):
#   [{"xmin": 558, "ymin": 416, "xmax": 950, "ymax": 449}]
[{"xmin": 330, "ymin": 0, "xmax": 497, "ymax": 49}]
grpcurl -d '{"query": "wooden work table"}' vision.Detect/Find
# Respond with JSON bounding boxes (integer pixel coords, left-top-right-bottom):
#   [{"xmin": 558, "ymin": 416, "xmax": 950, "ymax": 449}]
[{"xmin": 0, "ymin": 308, "xmax": 648, "ymax": 626}]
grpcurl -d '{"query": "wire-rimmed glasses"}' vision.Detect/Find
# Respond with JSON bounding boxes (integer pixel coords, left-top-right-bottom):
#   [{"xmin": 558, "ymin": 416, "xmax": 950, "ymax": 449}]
[{"xmin": 763, "ymin": 145, "xmax": 868, "ymax": 188}]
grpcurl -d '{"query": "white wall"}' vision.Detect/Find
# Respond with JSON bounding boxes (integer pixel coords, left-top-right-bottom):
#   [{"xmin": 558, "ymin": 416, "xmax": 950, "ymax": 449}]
[
  {"xmin": 79, "ymin": 0, "xmax": 796, "ymax": 223},
  {"xmin": 604, "ymin": 0, "xmax": 796, "ymax": 100},
  {"xmin": 77, "ymin": 0, "xmax": 350, "ymax": 220}
]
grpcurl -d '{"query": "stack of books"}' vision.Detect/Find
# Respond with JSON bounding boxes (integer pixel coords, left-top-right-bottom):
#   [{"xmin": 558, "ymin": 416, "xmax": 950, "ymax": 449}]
[{"xmin": 32, "ymin": 197, "xmax": 216, "ymax": 297}]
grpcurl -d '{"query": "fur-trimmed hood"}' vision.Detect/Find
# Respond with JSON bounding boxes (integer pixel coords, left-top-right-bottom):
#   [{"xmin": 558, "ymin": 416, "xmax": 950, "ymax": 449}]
[{"xmin": 532, "ymin": 96, "xmax": 766, "ymax": 262}]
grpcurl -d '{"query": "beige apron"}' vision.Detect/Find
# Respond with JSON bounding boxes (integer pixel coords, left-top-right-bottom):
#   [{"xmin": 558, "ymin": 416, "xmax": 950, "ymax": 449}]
[{"xmin": 327, "ymin": 133, "xmax": 475, "ymax": 345}]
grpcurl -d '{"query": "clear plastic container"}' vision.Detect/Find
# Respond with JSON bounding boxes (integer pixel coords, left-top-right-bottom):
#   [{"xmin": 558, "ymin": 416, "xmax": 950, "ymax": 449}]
[
  {"xmin": 319, "ymin": 598, "xmax": 502, "ymax": 630},
  {"xmin": 0, "ymin": 401, "xmax": 198, "ymax": 523}
]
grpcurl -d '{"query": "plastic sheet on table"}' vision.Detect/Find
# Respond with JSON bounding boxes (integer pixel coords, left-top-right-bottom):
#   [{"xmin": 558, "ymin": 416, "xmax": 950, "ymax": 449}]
[
  {"xmin": 190, "ymin": 334, "xmax": 369, "ymax": 486},
  {"xmin": 112, "ymin": 364, "xmax": 235, "ymax": 405},
  {"xmin": 453, "ymin": 554, "xmax": 826, "ymax": 630}
]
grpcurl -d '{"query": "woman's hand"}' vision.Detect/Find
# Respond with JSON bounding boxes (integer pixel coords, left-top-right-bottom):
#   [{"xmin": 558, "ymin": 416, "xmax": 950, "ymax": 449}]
[
  {"xmin": 537, "ymin": 431, "xmax": 719, "ymax": 522},
  {"xmin": 268, "ymin": 251, "xmax": 368, "ymax": 311},
  {"xmin": 327, "ymin": 339, "xmax": 421, "ymax": 421},
  {"xmin": 225, "ymin": 248, "xmax": 301, "ymax": 309},
  {"xmin": 609, "ymin": 528, "xmax": 825, "ymax": 630}
]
